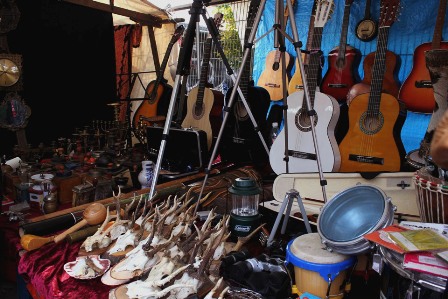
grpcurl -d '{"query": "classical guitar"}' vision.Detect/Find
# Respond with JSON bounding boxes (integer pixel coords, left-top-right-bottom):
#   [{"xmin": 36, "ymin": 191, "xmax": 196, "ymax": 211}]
[
  {"xmin": 182, "ymin": 14, "xmax": 224, "ymax": 150},
  {"xmin": 399, "ymin": 0, "xmax": 448, "ymax": 113},
  {"xmin": 355, "ymin": 0, "xmax": 378, "ymax": 42},
  {"xmin": 132, "ymin": 25, "xmax": 184, "ymax": 129},
  {"xmin": 220, "ymin": 0, "xmax": 271, "ymax": 167},
  {"xmin": 269, "ymin": 0, "xmax": 341, "ymax": 174},
  {"xmin": 339, "ymin": 0, "xmax": 403, "ymax": 173},
  {"xmin": 288, "ymin": 6, "xmax": 315, "ymax": 95},
  {"xmin": 406, "ymin": 49, "xmax": 448, "ymax": 169},
  {"xmin": 321, "ymin": 0, "xmax": 360, "ymax": 103}
]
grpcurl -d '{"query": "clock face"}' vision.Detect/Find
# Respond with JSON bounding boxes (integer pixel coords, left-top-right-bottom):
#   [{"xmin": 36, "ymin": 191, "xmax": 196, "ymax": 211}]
[{"xmin": 0, "ymin": 58, "xmax": 20, "ymax": 87}]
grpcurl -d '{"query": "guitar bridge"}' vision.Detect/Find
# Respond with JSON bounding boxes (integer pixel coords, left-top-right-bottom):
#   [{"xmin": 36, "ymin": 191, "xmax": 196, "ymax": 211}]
[
  {"xmin": 265, "ymin": 83, "xmax": 280, "ymax": 88},
  {"xmin": 295, "ymin": 85, "xmax": 304, "ymax": 90},
  {"xmin": 328, "ymin": 83, "xmax": 347, "ymax": 88},
  {"xmin": 349, "ymin": 154, "xmax": 384, "ymax": 165},
  {"xmin": 415, "ymin": 80, "xmax": 432, "ymax": 88},
  {"xmin": 288, "ymin": 150, "xmax": 317, "ymax": 160}
]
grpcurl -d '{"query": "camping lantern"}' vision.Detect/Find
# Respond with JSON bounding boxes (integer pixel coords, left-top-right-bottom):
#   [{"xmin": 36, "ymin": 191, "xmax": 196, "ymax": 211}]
[{"xmin": 228, "ymin": 177, "xmax": 262, "ymax": 238}]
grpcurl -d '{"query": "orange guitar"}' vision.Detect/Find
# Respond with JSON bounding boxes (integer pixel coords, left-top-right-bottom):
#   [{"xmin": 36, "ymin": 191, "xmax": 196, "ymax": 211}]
[
  {"xmin": 132, "ymin": 26, "xmax": 184, "ymax": 128},
  {"xmin": 339, "ymin": 0, "xmax": 404, "ymax": 173},
  {"xmin": 399, "ymin": 0, "xmax": 448, "ymax": 113}
]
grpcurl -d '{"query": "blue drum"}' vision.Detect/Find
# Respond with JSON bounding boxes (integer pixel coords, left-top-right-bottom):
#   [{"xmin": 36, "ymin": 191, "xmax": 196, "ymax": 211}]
[{"xmin": 286, "ymin": 233, "xmax": 357, "ymax": 299}]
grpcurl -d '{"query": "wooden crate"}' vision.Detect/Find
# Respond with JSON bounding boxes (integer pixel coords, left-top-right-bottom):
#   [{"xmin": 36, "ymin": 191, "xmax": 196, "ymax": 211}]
[{"xmin": 52, "ymin": 174, "xmax": 82, "ymax": 204}]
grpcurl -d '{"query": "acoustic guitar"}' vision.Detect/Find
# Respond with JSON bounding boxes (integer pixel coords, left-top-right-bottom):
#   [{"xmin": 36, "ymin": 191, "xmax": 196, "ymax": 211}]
[
  {"xmin": 220, "ymin": 0, "xmax": 271, "ymax": 167},
  {"xmin": 339, "ymin": 0, "xmax": 403, "ymax": 173},
  {"xmin": 269, "ymin": 0, "xmax": 341, "ymax": 174},
  {"xmin": 132, "ymin": 26, "xmax": 184, "ymax": 129},
  {"xmin": 288, "ymin": 5, "xmax": 315, "ymax": 95},
  {"xmin": 399, "ymin": 0, "xmax": 448, "ymax": 113},
  {"xmin": 181, "ymin": 14, "xmax": 224, "ymax": 150},
  {"xmin": 321, "ymin": 0, "xmax": 360, "ymax": 103}
]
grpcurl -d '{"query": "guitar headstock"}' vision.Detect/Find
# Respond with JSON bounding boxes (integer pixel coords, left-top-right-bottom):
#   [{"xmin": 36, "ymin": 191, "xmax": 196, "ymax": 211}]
[
  {"xmin": 379, "ymin": 0, "xmax": 400, "ymax": 27},
  {"xmin": 314, "ymin": 0, "xmax": 335, "ymax": 28}
]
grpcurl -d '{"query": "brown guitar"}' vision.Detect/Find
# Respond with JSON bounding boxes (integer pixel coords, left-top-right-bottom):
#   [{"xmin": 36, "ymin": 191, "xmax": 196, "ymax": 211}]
[
  {"xmin": 132, "ymin": 26, "xmax": 184, "ymax": 128},
  {"xmin": 399, "ymin": 0, "xmax": 448, "ymax": 113},
  {"xmin": 321, "ymin": 0, "xmax": 360, "ymax": 103},
  {"xmin": 339, "ymin": 0, "xmax": 403, "ymax": 173},
  {"xmin": 182, "ymin": 14, "xmax": 224, "ymax": 150}
]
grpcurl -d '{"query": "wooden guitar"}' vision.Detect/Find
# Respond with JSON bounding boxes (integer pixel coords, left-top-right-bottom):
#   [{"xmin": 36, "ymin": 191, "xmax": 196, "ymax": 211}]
[
  {"xmin": 220, "ymin": 0, "xmax": 271, "ymax": 167},
  {"xmin": 182, "ymin": 15, "xmax": 224, "ymax": 150},
  {"xmin": 288, "ymin": 6, "xmax": 315, "ymax": 95},
  {"xmin": 269, "ymin": 0, "xmax": 341, "ymax": 174},
  {"xmin": 339, "ymin": 0, "xmax": 403, "ymax": 173},
  {"xmin": 399, "ymin": 0, "xmax": 448, "ymax": 113},
  {"xmin": 355, "ymin": 0, "xmax": 378, "ymax": 42},
  {"xmin": 321, "ymin": 0, "xmax": 360, "ymax": 103},
  {"xmin": 132, "ymin": 26, "xmax": 184, "ymax": 128}
]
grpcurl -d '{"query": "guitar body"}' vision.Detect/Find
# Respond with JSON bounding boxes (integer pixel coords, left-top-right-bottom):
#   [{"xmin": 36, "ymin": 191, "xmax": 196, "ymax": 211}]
[
  {"xmin": 399, "ymin": 41, "xmax": 448, "ymax": 113},
  {"xmin": 362, "ymin": 50, "xmax": 400, "ymax": 98},
  {"xmin": 288, "ymin": 57, "xmax": 306, "ymax": 95},
  {"xmin": 339, "ymin": 92, "xmax": 402, "ymax": 172},
  {"xmin": 269, "ymin": 90, "xmax": 341, "ymax": 174},
  {"xmin": 132, "ymin": 81, "xmax": 170, "ymax": 128},
  {"xmin": 321, "ymin": 46, "xmax": 360, "ymax": 102},
  {"xmin": 221, "ymin": 84, "xmax": 271, "ymax": 166},
  {"xmin": 182, "ymin": 86, "xmax": 219, "ymax": 150},
  {"xmin": 257, "ymin": 50, "xmax": 291, "ymax": 101}
]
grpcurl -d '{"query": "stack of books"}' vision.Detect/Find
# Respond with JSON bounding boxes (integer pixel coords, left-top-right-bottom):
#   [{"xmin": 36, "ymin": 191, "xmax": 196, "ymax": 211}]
[{"xmin": 364, "ymin": 223, "xmax": 448, "ymax": 278}]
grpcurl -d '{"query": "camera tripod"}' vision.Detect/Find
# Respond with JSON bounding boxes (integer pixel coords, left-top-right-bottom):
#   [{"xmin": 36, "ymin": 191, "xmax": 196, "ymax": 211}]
[{"xmin": 148, "ymin": 0, "xmax": 329, "ymax": 210}]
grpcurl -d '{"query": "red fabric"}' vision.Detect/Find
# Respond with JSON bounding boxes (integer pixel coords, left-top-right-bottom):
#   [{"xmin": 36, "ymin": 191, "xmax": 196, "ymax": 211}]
[{"xmin": 18, "ymin": 241, "xmax": 114, "ymax": 299}]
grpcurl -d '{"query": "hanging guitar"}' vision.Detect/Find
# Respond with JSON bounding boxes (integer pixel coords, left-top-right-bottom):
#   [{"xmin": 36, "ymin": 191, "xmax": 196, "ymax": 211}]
[
  {"xmin": 339, "ymin": 0, "xmax": 403, "ymax": 173},
  {"xmin": 355, "ymin": 0, "xmax": 378, "ymax": 42},
  {"xmin": 132, "ymin": 25, "xmax": 185, "ymax": 129},
  {"xmin": 406, "ymin": 49, "xmax": 448, "ymax": 169},
  {"xmin": 399, "ymin": 0, "xmax": 448, "ymax": 113},
  {"xmin": 181, "ymin": 14, "xmax": 224, "ymax": 150},
  {"xmin": 220, "ymin": 0, "xmax": 271, "ymax": 167},
  {"xmin": 288, "ymin": 1, "xmax": 314, "ymax": 95},
  {"xmin": 321, "ymin": 0, "xmax": 360, "ymax": 103},
  {"xmin": 269, "ymin": 0, "xmax": 341, "ymax": 174}
]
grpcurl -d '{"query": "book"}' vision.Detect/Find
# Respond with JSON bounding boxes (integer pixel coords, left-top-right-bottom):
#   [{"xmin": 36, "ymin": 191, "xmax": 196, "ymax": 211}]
[
  {"xmin": 363, "ymin": 225, "xmax": 408, "ymax": 254},
  {"xmin": 388, "ymin": 229, "xmax": 448, "ymax": 252},
  {"xmin": 403, "ymin": 251, "xmax": 448, "ymax": 278}
]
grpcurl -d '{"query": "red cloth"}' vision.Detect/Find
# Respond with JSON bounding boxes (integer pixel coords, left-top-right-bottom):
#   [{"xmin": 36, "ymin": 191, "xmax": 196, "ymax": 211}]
[{"xmin": 18, "ymin": 241, "xmax": 115, "ymax": 299}]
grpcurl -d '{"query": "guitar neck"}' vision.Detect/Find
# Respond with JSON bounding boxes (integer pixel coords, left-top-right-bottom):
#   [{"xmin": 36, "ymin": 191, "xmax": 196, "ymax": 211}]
[
  {"xmin": 369, "ymin": 26, "xmax": 391, "ymax": 113},
  {"xmin": 432, "ymin": 0, "xmax": 447, "ymax": 49},
  {"xmin": 305, "ymin": 26, "xmax": 324, "ymax": 107},
  {"xmin": 364, "ymin": 0, "xmax": 372, "ymax": 18},
  {"xmin": 197, "ymin": 37, "xmax": 213, "ymax": 106},
  {"xmin": 337, "ymin": 2, "xmax": 352, "ymax": 59}
]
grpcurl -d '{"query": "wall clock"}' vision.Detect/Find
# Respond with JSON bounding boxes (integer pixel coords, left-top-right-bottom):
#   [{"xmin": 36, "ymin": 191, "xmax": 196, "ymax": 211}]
[{"xmin": 0, "ymin": 53, "xmax": 22, "ymax": 91}]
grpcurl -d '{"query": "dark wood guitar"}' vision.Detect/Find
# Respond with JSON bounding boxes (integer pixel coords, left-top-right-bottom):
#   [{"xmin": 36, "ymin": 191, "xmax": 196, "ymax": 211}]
[
  {"xmin": 399, "ymin": 0, "xmax": 448, "ymax": 113},
  {"xmin": 339, "ymin": 0, "xmax": 403, "ymax": 173},
  {"xmin": 355, "ymin": 0, "xmax": 378, "ymax": 42},
  {"xmin": 132, "ymin": 26, "xmax": 184, "ymax": 128},
  {"xmin": 182, "ymin": 14, "xmax": 224, "ymax": 150},
  {"xmin": 321, "ymin": 0, "xmax": 360, "ymax": 103},
  {"xmin": 220, "ymin": 0, "xmax": 271, "ymax": 167}
]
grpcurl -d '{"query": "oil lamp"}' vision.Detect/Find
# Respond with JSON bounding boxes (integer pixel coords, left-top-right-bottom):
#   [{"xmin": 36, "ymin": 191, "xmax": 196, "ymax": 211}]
[{"xmin": 228, "ymin": 177, "xmax": 262, "ymax": 238}]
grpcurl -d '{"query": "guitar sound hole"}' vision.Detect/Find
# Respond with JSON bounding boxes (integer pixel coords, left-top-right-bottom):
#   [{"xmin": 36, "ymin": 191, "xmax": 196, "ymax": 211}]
[
  {"xmin": 295, "ymin": 108, "xmax": 318, "ymax": 132},
  {"xmin": 234, "ymin": 101, "xmax": 248, "ymax": 122},
  {"xmin": 193, "ymin": 103, "xmax": 205, "ymax": 119},
  {"xmin": 359, "ymin": 112, "xmax": 383, "ymax": 135}
]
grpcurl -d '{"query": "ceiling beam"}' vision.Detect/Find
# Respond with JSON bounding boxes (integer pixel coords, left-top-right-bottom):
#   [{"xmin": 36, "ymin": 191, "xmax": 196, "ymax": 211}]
[{"xmin": 61, "ymin": 0, "xmax": 174, "ymax": 27}]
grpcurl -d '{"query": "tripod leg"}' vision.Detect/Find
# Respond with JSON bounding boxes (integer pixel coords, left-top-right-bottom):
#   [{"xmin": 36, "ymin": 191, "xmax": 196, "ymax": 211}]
[
  {"xmin": 148, "ymin": 0, "xmax": 203, "ymax": 199},
  {"xmin": 266, "ymin": 194, "xmax": 289, "ymax": 247}
]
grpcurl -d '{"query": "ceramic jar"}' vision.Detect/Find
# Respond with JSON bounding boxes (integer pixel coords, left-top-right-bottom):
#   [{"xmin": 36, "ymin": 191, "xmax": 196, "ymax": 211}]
[{"xmin": 138, "ymin": 160, "xmax": 154, "ymax": 189}]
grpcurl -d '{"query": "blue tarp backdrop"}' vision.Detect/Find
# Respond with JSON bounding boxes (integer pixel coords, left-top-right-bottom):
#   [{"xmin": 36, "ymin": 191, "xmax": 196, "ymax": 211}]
[{"xmin": 251, "ymin": 0, "xmax": 448, "ymax": 154}]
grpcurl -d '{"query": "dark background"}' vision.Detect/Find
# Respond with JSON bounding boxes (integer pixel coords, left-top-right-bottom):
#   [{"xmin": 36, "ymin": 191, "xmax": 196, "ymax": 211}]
[{"xmin": 1, "ymin": 0, "xmax": 116, "ymax": 159}]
